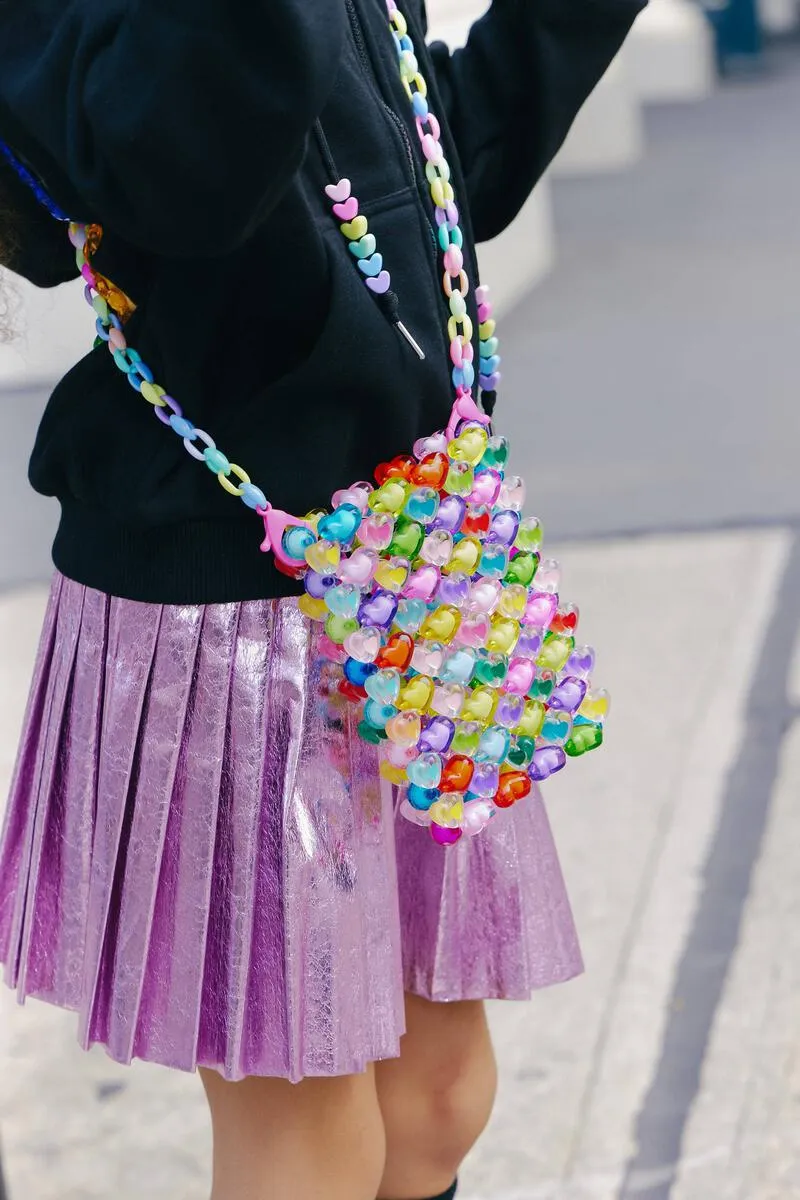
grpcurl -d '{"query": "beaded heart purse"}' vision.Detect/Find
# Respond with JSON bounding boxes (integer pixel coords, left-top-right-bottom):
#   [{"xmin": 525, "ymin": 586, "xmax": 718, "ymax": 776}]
[{"xmin": 1, "ymin": 0, "xmax": 608, "ymax": 845}]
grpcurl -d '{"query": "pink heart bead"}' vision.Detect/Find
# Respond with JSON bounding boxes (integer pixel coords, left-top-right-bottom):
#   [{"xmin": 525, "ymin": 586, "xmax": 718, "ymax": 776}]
[
  {"xmin": 387, "ymin": 742, "xmax": 418, "ymax": 767},
  {"xmin": 504, "ymin": 657, "xmax": 536, "ymax": 695},
  {"xmin": 403, "ymin": 564, "xmax": 440, "ymax": 601},
  {"xmin": 522, "ymin": 592, "xmax": 558, "ymax": 627},
  {"xmin": 431, "ymin": 683, "xmax": 465, "ymax": 719},
  {"xmin": 477, "ymin": 303, "xmax": 491, "ymax": 323},
  {"xmin": 411, "ymin": 641, "xmax": 445, "ymax": 676},
  {"xmin": 413, "ymin": 431, "xmax": 449, "ymax": 459},
  {"xmin": 455, "ymin": 612, "xmax": 490, "ymax": 649},
  {"xmin": 400, "ymin": 798, "xmax": 433, "ymax": 828},
  {"xmin": 325, "ymin": 179, "xmax": 352, "ymax": 203},
  {"xmin": 333, "ymin": 196, "xmax": 359, "ymax": 221},
  {"xmin": 462, "ymin": 798, "xmax": 495, "ymax": 837},
  {"xmin": 332, "ymin": 485, "xmax": 370, "ymax": 512},
  {"xmin": 420, "ymin": 530, "xmax": 453, "ymax": 568},
  {"xmin": 318, "ymin": 635, "xmax": 347, "ymax": 663},
  {"xmin": 498, "ymin": 475, "xmax": 525, "ymax": 511},
  {"xmin": 535, "ymin": 559, "xmax": 561, "ymax": 594},
  {"xmin": 358, "ymin": 513, "xmax": 394, "ymax": 551},
  {"xmin": 467, "ymin": 579, "xmax": 501, "ymax": 615},
  {"xmin": 337, "ymin": 548, "xmax": 377, "ymax": 586},
  {"xmin": 467, "ymin": 470, "xmax": 502, "ymax": 507},
  {"xmin": 343, "ymin": 626, "xmax": 382, "ymax": 663},
  {"xmin": 475, "ymin": 285, "xmax": 490, "ymax": 305}
]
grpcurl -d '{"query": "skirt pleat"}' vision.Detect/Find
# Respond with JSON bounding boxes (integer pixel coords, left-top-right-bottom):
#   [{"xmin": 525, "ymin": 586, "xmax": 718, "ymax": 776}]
[{"xmin": 0, "ymin": 573, "xmax": 583, "ymax": 1082}]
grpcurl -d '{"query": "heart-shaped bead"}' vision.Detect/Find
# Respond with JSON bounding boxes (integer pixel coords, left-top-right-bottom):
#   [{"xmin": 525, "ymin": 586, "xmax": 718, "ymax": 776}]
[
  {"xmin": 407, "ymin": 752, "xmax": 443, "ymax": 790},
  {"xmin": 515, "ymin": 517, "xmax": 543, "ymax": 554},
  {"xmin": 455, "ymin": 612, "xmax": 490, "ymax": 649},
  {"xmin": 535, "ymin": 559, "xmax": 561, "ymax": 594},
  {"xmin": 467, "ymin": 579, "xmax": 501, "ymax": 615},
  {"xmin": 488, "ymin": 509, "xmax": 520, "ymax": 546},
  {"xmin": 549, "ymin": 677, "xmax": 587, "ymax": 714},
  {"xmin": 340, "ymin": 216, "xmax": 368, "ymax": 240},
  {"xmin": 341, "ymin": 679, "xmax": 367, "ymax": 703},
  {"xmin": 441, "ymin": 755, "xmax": 474, "ymax": 793},
  {"xmin": 404, "ymin": 486, "xmax": 440, "ymax": 526},
  {"xmin": 437, "ymin": 572, "xmax": 470, "ymax": 608},
  {"xmin": 494, "ymin": 770, "xmax": 531, "ymax": 809},
  {"xmin": 551, "ymin": 605, "xmax": 579, "ymax": 635},
  {"xmin": 379, "ymin": 759, "xmax": 408, "ymax": 785},
  {"xmin": 448, "ymin": 425, "xmax": 488, "ymax": 467},
  {"xmin": 366, "ymin": 271, "xmax": 392, "ymax": 295},
  {"xmin": 504, "ymin": 657, "xmax": 536, "ymax": 695},
  {"xmin": 472, "ymin": 651, "xmax": 508, "ymax": 689},
  {"xmin": 411, "ymin": 640, "xmax": 444, "ymax": 676},
  {"xmin": 567, "ymin": 644, "xmax": 595, "ymax": 679},
  {"xmin": 358, "ymin": 588, "xmax": 398, "ymax": 629},
  {"xmin": 578, "ymin": 689, "xmax": 610, "ymax": 723},
  {"xmin": 444, "ymin": 461, "xmax": 474, "ymax": 496},
  {"xmin": 486, "ymin": 616, "xmax": 520, "ymax": 656},
  {"xmin": 388, "ymin": 517, "xmax": 425, "ymax": 559},
  {"xmin": 420, "ymin": 529, "xmax": 454, "ymax": 569},
  {"xmin": 429, "ymin": 795, "xmax": 464, "ymax": 829},
  {"xmin": 325, "ymin": 178, "xmax": 352, "ymax": 204},
  {"xmin": 325, "ymin": 583, "xmax": 361, "ymax": 619},
  {"xmin": 496, "ymin": 585, "xmax": 527, "ymax": 621},
  {"xmin": 338, "ymin": 548, "xmax": 377, "ymax": 587},
  {"xmin": 305, "ymin": 539, "xmax": 341, "ymax": 575},
  {"xmin": 403, "ymin": 564, "xmax": 441, "ymax": 602},
  {"xmin": 357, "ymin": 720, "xmax": 383, "ymax": 745},
  {"xmin": 413, "ymin": 432, "xmax": 449, "ymax": 460},
  {"xmin": 348, "ymin": 233, "xmax": 377, "ymax": 260},
  {"xmin": 462, "ymin": 798, "xmax": 495, "ymax": 837},
  {"xmin": 394, "ymin": 597, "xmax": 427, "ymax": 634},
  {"xmin": 529, "ymin": 670, "xmax": 556, "ymax": 702},
  {"xmin": 324, "ymin": 613, "xmax": 359, "ymax": 645},
  {"xmin": 461, "ymin": 686, "xmax": 498, "ymax": 724},
  {"xmin": 467, "ymin": 469, "xmax": 502, "ymax": 507},
  {"xmin": 385, "ymin": 711, "xmax": 422, "ymax": 747},
  {"xmin": 332, "ymin": 196, "xmax": 359, "ymax": 221},
  {"xmin": 528, "ymin": 746, "xmax": 566, "ymax": 781},
  {"xmin": 343, "ymin": 626, "xmax": 382, "ymax": 663},
  {"xmin": 298, "ymin": 594, "xmax": 327, "ymax": 620},
  {"xmin": 375, "ymin": 632, "xmax": 414, "ymax": 671},
  {"xmin": 375, "ymin": 456, "xmax": 415, "ymax": 485},
  {"xmin": 364, "ymin": 668, "xmax": 402, "ymax": 706},
  {"xmin": 566, "ymin": 723, "xmax": 604, "ymax": 757},
  {"xmin": 368, "ymin": 479, "xmax": 409, "ymax": 514},
  {"xmin": 282, "ymin": 525, "xmax": 317, "ymax": 562},
  {"xmin": 494, "ymin": 693, "xmax": 525, "ymax": 729},
  {"xmin": 516, "ymin": 699, "xmax": 546, "ymax": 739},
  {"xmin": 536, "ymin": 635, "xmax": 573, "ymax": 673},
  {"xmin": 450, "ymin": 720, "xmax": 482, "ymax": 756},
  {"xmin": 523, "ymin": 592, "xmax": 558, "ymax": 629},
  {"xmin": 479, "ymin": 434, "xmax": 509, "ymax": 471},
  {"xmin": 504, "ymin": 552, "xmax": 538, "ymax": 588},
  {"xmin": 430, "ymin": 823, "xmax": 463, "ymax": 846},
  {"xmin": 431, "ymin": 682, "xmax": 465, "ymax": 719},
  {"xmin": 418, "ymin": 716, "xmax": 456, "ymax": 754},
  {"xmin": 514, "ymin": 628, "xmax": 543, "ymax": 659},
  {"xmin": 540, "ymin": 711, "xmax": 572, "ymax": 745},
  {"xmin": 507, "ymin": 736, "xmax": 536, "ymax": 768},
  {"xmin": 419, "ymin": 605, "xmax": 461, "ymax": 645},
  {"xmin": 498, "ymin": 474, "xmax": 525, "ymax": 511},
  {"xmin": 439, "ymin": 647, "xmax": 476, "ymax": 686},
  {"xmin": 363, "ymin": 698, "xmax": 398, "ymax": 729},
  {"xmin": 357, "ymin": 252, "xmax": 384, "ymax": 278},
  {"xmin": 407, "ymin": 783, "xmax": 439, "ymax": 810},
  {"xmin": 398, "ymin": 674, "xmax": 434, "ymax": 713},
  {"xmin": 446, "ymin": 536, "xmax": 481, "ymax": 576},
  {"xmin": 374, "ymin": 557, "xmax": 410, "ymax": 594},
  {"xmin": 432, "ymin": 494, "xmax": 466, "ymax": 533},
  {"xmin": 358, "ymin": 513, "xmax": 395, "ymax": 551},
  {"xmin": 479, "ymin": 544, "xmax": 509, "ymax": 580},
  {"xmin": 475, "ymin": 725, "xmax": 511, "ymax": 764},
  {"xmin": 462, "ymin": 505, "xmax": 491, "ymax": 537},
  {"xmin": 387, "ymin": 741, "xmax": 417, "ymax": 767},
  {"xmin": 470, "ymin": 761, "xmax": 500, "ymax": 797},
  {"xmin": 344, "ymin": 657, "xmax": 378, "ymax": 687}
]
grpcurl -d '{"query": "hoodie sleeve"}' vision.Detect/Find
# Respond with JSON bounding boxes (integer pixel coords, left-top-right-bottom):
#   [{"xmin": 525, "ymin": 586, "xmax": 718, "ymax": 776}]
[
  {"xmin": 0, "ymin": 0, "xmax": 346, "ymax": 257},
  {"xmin": 422, "ymin": 0, "xmax": 646, "ymax": 241}
]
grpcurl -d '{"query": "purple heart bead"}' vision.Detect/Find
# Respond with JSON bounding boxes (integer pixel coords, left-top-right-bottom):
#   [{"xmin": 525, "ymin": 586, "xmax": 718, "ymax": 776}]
[
  {"xmin": 528, "ymin": 746, "xmax": 567, "ymax": 782},
  {"xmin": 479, "ymin": 371, "xmax": 501, "ymax": 391},
  {"xmin": 418, "ymin": 716, "xmax": 455, "ymax": 754},
  {"xmin": 358, "ymin": 588, "xmax": 398, "ymax": 629},
  {"xmin": 487, "ymin": 509, "xmax": 520, "ymax": 546},
  {"xmin": 433, "ymin": 494, "xmax": 467, "ymax": 533},
  {"xmin": 437, "ymin": 572, "xmax": 470, "ymax": 607},
  {"xmin": 548, "ymin": 677, "xmax": 588, "ymax": 714},
  {"xmin": 566, "ymin": 645, "xmax": 595, "ymax": 679},
  {"xmin": 366, "ymin": 270, "xmax": 391, "ymax": 295},
  {"xmin": 471, "ymin": 761, "xmax": 500, "ymax": 797},
  {"xmin": 305, "ymin": 570, "xmax": 338, "ymax": 599},
  {"xmin": 414, "ymin": 431, "xmax": 449, "ymax": 459},
  {"xmin": 515, "ymin": 628, "xmax": 543, "ymax": 659}
]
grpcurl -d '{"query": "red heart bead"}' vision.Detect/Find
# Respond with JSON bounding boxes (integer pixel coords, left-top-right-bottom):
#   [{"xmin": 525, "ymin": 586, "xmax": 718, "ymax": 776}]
[
  {"xmin": 494, "ymin": 770, "xmax": 532, "ymax": 809},
  {"xmin": 375, "ymin": 632, "xmax": 414, "ymax": 671},
  {"xmin": 440, "ymin": 755, "xmax": 475, "ymax": 793},
  {"xmin": 338, "ymin": 679, "xmax": 366, "ymax": 703},
  {"xmin": 461, "ymin": 505, "xmax": 491, "ymax": 537},
  {"xmin": 375, "ymin": 455, "xmax": 415, "ymax": 485},
  {"xmin": 551, "ymin": 605, "xmax": 579, "ymax": 635},
  {"xmin": 411, "ymin": 452, "xmax": 449, "ymax": 490}
]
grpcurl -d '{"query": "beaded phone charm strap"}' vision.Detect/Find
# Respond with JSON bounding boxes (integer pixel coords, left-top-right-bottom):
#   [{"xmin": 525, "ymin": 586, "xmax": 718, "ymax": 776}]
[{"xmin": 0, "ymin": 0, "xmax": 608, "ymax": 846}]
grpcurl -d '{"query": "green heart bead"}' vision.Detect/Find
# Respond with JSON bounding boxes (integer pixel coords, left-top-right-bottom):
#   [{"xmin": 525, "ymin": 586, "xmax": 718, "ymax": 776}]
[
  {"xmin": 389, "ymin": 516, "xmax": 425, "ymax": 558},
  {"xmin": 369, "ymin": 479, "xmax": 409, "ymax": 514},
  {"xmin": 450, "ymin": 720, "xmax": 482, "ymax": 756},
  {"xmin": 566, "ymin": 723, "xmax": 603, "ymax": 757},
  {"xmin": 358, "ymin": 720, "xmax": 383, "ymax": 745},
  {"xmin": 325, "ymin": 614, "xmax": 359, "ymax": 645},
  {"xmin": 504, "ymin": 552, "xmax": 538, "ymax": 587},
  {"xmin": 480, "ymin": 435, "xmax": 509, "ymax": 470},
  {"xmin": 514, "ymin": 517, "xmax": 543, "ymax": 554},
  {"xmin": 507, "ymin": 736, "xmax": 536, "ymax": 768},
  {"xmin": 349, "ymin": 234, "xmax": 377, "ymax": 260},
  {"xmin": 529, "ymin": 672, "xmax": 555, "ymax": 702},
  {"xmin": 480, "ymin": 337, "xmax": 499, "ymax": 358}
]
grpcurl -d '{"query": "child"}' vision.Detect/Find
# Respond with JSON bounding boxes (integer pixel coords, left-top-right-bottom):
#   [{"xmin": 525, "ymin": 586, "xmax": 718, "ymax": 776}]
[{"xmin": 0, "ymin": 1, "xmax": 643, "ymax": 1197}]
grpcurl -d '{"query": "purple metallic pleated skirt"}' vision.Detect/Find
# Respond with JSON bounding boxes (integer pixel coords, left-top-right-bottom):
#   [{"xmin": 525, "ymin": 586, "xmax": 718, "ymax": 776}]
[{"xmin": 0, "ymin": 572, "xmax": 582, "ymax": 1082}]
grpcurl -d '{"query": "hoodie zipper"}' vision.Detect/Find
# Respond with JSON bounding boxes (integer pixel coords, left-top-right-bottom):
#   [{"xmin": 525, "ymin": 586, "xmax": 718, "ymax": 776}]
[{"xmin": 344, "ymin": 0, "xmax": 438, "ymax": 271}]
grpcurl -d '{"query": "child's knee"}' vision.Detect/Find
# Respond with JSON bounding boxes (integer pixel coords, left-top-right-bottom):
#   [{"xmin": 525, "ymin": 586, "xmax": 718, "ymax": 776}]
[{"xmin": 425, "ymin": 1039, "xmax": 498, "ymax": 1169}]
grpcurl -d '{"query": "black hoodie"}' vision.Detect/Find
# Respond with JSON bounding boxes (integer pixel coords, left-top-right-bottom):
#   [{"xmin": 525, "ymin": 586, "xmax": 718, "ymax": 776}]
[{"xmin": 0, "ymin": 0, "xmax": 645, "ymax": 603}]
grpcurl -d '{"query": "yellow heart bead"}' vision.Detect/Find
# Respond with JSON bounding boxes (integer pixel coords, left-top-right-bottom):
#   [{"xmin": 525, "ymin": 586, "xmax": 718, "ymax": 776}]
[
  {"xmin": 340, "ymin": 216, "xmax": 368, "ymax": 240},
  {"xmin": 486, "ymin": 616, "xmax": 520, "ymax": 655},
  {"xmin": 385, "ymin": 711, "xmax": 422, "ymax": 747},
  {"xmin": 419, "ymin": 605, "xmax": 461, "ymax": 644},
  {"xmin": 461, "ymin": 686, "xmax": 497, "ymax": 724},
  {"xmin": 305, "ymin": 539, "xmax": 341, "ymax": 574},
  {"xmin": 374, "ymin": 559, "xmax": 410, "ymax": 593},
  {"xmin": 429, "ymin": 796, "xmax": 464, "ymax": 828},
  {"xmin": 297, "ymin": 594, "xmax": 328, "ymax": 621},
  {"xmin": 445, "ymin": 536, "xmax": 481, "ymax": 575},
  {"xmin": 516, "ymin": 699, "xmax": 546, "ymax": 739},
  {"xmin": 479, "ymin": 319, "xmax": 496, "ymax": 340},
  {"xmin": 398, "ymin": 675, "xmax": 434, "ymax": 712},
  {"xmin": 368, "ymin": 480, "xmax": 409, "ymax": 514},
  {"xmin": 447, "ymin": 426, "xmax": 488, "ymax": 467},
  {"xmin": 578, "ymin": 689, "xmax": 610, "ymax": 723},
  {"xmin": 380, "ymin": 760, "xmax": 408, "ymax": 786},
  {"xmin": 497, "ymin": 584, "xmax": 528, "ymax": 620},
  {"xmin": 536, "ymin": 636, "xmax": 573, "ymax": 673}
]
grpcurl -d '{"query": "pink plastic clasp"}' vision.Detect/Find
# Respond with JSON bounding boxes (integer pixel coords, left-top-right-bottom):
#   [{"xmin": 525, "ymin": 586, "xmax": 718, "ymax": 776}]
[
  {"xmin": 258, "ymin": 505, "xmax": 316, "ymax": 577},
  {"xmin": 445, "ymin": 390, "xmax": 491, "ymax": 441}
]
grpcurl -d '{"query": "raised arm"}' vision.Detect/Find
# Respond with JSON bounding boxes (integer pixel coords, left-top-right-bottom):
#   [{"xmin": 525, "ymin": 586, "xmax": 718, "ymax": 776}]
[
  {"xmin": 0, "ymin": 0, "xmax": 346, "ymax": 256},
  {"xmin": 423, "ymin": 0, "xmax": 646, "ymax": 241}
]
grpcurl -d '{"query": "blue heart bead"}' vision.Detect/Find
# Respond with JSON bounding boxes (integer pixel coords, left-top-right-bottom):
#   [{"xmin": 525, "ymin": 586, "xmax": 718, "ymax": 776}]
[
  {"xmin": 282, "ymin": 526, "xmax": 316, "ymax": 561},
  {"xmin": 480, "ymin": 355, "xmax": 500, "ymax": 374},
  {"xmin": 358, "ymin": 253, "xmax": 384, "ymax": 278},
  {"xmin": 407, "ymin": 752, "xmax": 443, "ymax": 789},
  {"xmin": 474, "ymin": 725, "xmax": 511, "ymax": 764},
  {"xmin": 325, "ymin": 584, "xmax": 360, "ymax": 619},
  {"xmin": 344, "ymin": 658, "xmax": 377, "ymax": 687},
  {"xmin": 318, "ymin": 504, "xmax": 362, "ymax": 544},
  {"xmin": 440, "ymin": 648, "xmax": 475, "ymax": 685},
  {"xmin": 363, "ymin": 699, "xmax": 398, "ymax": 730},
  {"xmin": 479, "ymin": 545, "xmax": 509, "ymax": 579},
  {"xmin": 364, "ymin": 668, "xmax": 401, "ymax": 706},
  {"xmin": 404, "ymin": 487, "xmax": 440, "ymax": 526},
  {"xmin": 540, "ymin": 713, "xmax": 572, "ymax": 744},
  {"xmin": 395, "ymin": 598, "xmax": 427, "ymax": 633},
  {"xmin": 407, "ymin": 783, "xmax": 440, "ymax": 811}
]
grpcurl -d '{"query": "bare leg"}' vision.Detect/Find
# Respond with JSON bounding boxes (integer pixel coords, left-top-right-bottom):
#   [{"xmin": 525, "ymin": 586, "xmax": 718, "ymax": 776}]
[
  {"xmin": 200, "ymin": 1064, "xmax": 386, "ymax": 1200},
  {"xmin": 375, "ymin": 995, "xmax": 498, "ymax": 1200}
]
